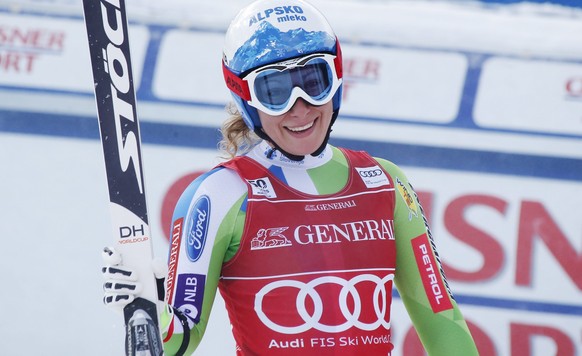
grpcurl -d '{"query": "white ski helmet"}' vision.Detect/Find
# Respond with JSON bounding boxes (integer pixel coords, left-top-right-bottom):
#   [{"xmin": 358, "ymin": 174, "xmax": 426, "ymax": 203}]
[{"xmin": 222, "ymin": 0, "xmax": 343, "ymax": 136}]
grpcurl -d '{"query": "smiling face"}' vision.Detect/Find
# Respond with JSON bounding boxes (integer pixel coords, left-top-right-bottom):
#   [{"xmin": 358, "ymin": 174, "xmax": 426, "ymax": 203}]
[{"xmin": 258, "ymin": 99, "xmax": 334, "ymax": 157}]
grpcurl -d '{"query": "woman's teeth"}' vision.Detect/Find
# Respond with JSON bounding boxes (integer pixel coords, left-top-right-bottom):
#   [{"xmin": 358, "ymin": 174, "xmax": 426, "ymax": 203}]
[{"xmin": 287, "ymin": 121, "xmax": 314, "ymax": 132}]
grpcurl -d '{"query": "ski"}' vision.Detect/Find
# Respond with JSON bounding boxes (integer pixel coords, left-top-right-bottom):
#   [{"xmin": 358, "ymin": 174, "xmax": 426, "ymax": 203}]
[{"xmin": 82, "ymin": 0, "xmax": 163, "ymax": 354}]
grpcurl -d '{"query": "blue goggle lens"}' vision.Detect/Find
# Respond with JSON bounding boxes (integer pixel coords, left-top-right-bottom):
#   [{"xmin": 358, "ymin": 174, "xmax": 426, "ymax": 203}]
[{"xmin": 253, "ymin": 60, "xmax": 332, "ymax": 111}]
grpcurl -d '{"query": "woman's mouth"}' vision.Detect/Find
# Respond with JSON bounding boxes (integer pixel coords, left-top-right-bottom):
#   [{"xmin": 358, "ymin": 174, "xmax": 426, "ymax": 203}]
[{"xmin": 286, "ymin": 120, "xmax": 315, "ymax": 133}]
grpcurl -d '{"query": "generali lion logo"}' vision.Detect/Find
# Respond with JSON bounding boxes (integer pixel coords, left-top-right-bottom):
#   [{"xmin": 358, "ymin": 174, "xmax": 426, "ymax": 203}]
[{"xmin": 250, "ymin": 227, "xmax": 292, "ymax": 250}]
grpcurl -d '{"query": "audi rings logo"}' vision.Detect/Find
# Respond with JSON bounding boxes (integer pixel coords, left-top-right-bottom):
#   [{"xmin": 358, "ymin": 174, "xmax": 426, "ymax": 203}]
[
  {"xmin": 254, "ymin": 274, "xmax": 394, "ymax": 334},
  {"xmin": 358, "ymin": 169, "xmax": 383, "ymax": 178},
  {"xmin": 355, "ymin": 166, "xmax": 390, "ymax": 188}
]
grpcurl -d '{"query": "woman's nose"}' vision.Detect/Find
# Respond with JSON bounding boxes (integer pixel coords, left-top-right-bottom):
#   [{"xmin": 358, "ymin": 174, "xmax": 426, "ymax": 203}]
[{"xmin": 288, "ymin": 98, "xmax": 311, "ymax": 116}]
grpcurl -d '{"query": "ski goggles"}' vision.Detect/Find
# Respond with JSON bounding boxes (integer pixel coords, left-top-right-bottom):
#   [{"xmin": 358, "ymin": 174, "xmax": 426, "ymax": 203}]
[{"xmin": 223, "ymin": 53, "xmax": 342, "ymax": 116}]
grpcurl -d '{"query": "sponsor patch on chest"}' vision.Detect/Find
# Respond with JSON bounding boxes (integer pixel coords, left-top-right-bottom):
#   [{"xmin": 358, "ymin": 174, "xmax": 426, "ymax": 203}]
[
  {"xmin": 355, "ymin": 165, "xmax": 390, "ymax": 188},
  {"xmin": 246, "ymin": 177, "xmax": 277, "ymax": 198}
]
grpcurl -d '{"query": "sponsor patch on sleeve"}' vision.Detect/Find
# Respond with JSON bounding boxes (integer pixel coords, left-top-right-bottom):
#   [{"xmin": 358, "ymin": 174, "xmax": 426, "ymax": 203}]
[
  {"xmin": 166, "ymin": 217, "xmax": 183, "ymax": 304},
  {"xmin": 186, "ymin": 195, "xmax": 211, "ymax": 262},
  {"xmin": 174, "ymin": 273, "xmax": 206, "ymax": 325},
  {"xmin": 396, "ymin": 177, "xmax": 418, "ymax": 221},
  {"xmin": 411, "ymin": 233, "xmax": 454, "ymax": 313}
]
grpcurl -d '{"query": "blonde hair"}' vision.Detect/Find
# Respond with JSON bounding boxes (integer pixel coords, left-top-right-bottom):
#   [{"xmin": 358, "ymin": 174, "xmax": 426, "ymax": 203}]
[{"xmin": 218, "ymin": 102, "xmax": 260, "ymax": 159}]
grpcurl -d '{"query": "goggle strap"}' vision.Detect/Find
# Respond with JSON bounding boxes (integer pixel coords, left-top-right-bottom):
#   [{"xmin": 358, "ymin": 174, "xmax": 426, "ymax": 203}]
[
  {"xmin": 223, "ymin": 62, "xmax": 251, "ymax": 101},
  {"xmin": 334, "ymin": 38, "xmax": 343, "ymax": 80}
]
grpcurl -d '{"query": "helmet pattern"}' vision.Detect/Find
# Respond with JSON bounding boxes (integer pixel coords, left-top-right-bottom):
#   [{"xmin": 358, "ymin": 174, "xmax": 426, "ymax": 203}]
[{"xmin": 228, "ymin": 21, "xmax": 336, "ymax": 74}]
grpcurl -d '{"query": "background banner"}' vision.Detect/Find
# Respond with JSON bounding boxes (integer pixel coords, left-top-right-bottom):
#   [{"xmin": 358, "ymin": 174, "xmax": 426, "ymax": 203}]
[{"xmin": 0, "ymin": 1, "xmax": 580, "ymax": 354}]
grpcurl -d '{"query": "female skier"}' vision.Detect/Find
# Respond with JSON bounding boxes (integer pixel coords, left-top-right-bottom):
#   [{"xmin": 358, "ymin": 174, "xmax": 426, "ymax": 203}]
[{"xmin": 103, "ymin": 0, "xmax": 479, "ymax": 354}]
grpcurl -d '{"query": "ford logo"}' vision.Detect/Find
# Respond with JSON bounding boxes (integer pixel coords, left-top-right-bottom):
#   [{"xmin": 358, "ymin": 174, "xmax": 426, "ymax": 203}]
[{"xmin": 186, "ymin": 195, "xmax": 210, "ymax": 262}]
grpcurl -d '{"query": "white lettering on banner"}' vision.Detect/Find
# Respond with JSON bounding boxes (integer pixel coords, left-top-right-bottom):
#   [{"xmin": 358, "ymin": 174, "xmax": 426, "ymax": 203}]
[{"xmin": 294, "ymin": 219, "xmax": 394, "ymax": 244}]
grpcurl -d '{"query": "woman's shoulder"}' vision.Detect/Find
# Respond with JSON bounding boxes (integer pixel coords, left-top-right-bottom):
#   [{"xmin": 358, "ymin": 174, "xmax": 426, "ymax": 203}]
[
  {"xmin": 372, "ymin": 156, "xmax": 399, "ymax": 171},
  {"xmin": 183, "ymin": 165, "xmax": 247, "ymax": 198},
  {"xmin": 172, "ymin": 164, "xmax": 248, "ymax": 218},
  {"xmin": 333, "ymin": 146, "xmax": 404, "ymax": 177},
  {"xmin": 371, "ymin": 156, "xmax": 413, "ymax": 186}
]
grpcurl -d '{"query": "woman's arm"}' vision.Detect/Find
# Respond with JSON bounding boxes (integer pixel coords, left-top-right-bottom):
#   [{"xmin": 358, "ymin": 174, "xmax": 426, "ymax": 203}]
[
  {"xmin": 377, "ymin": 158, "xmax": 478, "ymax": 355},
  {"xmin": 162, "ymin": 167, "xmax": 247, "ymax": 355}
]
